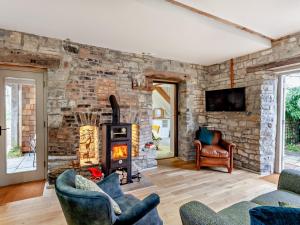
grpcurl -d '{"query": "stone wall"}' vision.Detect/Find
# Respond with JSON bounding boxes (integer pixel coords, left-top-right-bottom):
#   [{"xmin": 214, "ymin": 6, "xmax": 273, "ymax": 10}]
[
  {"xmin": 2, "ymin": 27, "xmax": 300, "ymax": 177},
  {"xmin": 0, "ymin": 28, "xmax": 205, "ymax": 179},
  {"xmin": 202, "ymin": 33, "xmax": 300, "ymax": 174}
]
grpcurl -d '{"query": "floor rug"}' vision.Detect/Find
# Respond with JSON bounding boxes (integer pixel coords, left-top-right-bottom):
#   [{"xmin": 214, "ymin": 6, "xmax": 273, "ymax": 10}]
[{"xmin": 0, "ymin": 180, "xmax": 45, "ymax": 205}]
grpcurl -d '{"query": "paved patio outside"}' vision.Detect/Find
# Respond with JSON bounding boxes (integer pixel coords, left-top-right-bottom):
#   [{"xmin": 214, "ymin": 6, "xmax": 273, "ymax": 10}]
[
  {"xmin": 284, "ymin": 151, "xmax": 300, "ymax": 170},
  {"xmin": 7, "ymin": 153, "xmax": 36, "ymax": 174}
]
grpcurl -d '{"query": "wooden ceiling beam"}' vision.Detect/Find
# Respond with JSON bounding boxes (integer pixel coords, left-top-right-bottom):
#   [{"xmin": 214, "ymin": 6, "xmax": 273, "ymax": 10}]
[
  {"xmin": 166, "ymin": 0, "xmax": 274, "ymax": 42},
  {"xmin": 154, "ymin": 86, "xmax": 171, "ymax": 103},
  {"xmin": 247, "ymin": 55, "xmax": 300, "ymax": 73}
]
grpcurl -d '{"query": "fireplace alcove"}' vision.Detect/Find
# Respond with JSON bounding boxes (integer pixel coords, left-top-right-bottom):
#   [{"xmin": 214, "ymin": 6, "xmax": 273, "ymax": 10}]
[{"xmin": 79, "ymin": 125, "xmax": 99, "ymax": 167}]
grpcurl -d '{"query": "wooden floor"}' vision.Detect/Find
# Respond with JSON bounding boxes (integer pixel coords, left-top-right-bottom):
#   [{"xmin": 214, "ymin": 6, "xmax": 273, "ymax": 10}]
[
  {"xmin": 0, "ymin": 180, "xmax": 45, "ymax": 205},
  {"xmin": 0, "ymin": 159, "xmax": 276, "ymax": 225}
]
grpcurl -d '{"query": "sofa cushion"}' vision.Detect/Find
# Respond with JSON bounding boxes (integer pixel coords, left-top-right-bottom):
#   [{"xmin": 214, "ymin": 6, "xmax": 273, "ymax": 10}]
[
  {"xmin": 201, "ymin": 145, "xmax": 229, "ymax": 158},
  {"xmin": 249, "ymin": 206, "xmax": 300, "ymax": 225},
  {"xmin": 218, "ymin": 201, "xmax": 260, "ymax": 225},
  {"xmin": 252, "ymin": 190, "xmax": 300, "ymax": 206}
]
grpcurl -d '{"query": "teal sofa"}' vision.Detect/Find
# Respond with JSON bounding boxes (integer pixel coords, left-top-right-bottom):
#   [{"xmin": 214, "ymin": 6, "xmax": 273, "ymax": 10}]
[{"xmin": 180, "ymin": 169, "xmax": 300, "ymax": 225}]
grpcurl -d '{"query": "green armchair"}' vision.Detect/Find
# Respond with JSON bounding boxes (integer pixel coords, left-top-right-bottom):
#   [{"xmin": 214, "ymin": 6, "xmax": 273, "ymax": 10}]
[{"xmin": 55, "ymin": 169, "xmax": 163, "ymax": 225}]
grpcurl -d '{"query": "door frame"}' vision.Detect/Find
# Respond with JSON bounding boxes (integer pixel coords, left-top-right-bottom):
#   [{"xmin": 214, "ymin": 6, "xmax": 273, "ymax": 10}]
[
  {"xmin": 275, "ymin": 74, "xmax": 285, "ymax": 173},
  {"xmin": 275, "ymin": 68, "xmax": 300, "ymax": 173},
  {"xmin": 152, "ymin": 80, "xmax": 179, "ymax": 157},
  {"xmin": 0, "ymin": 66, "xmax": 47, "ymax": 186}
]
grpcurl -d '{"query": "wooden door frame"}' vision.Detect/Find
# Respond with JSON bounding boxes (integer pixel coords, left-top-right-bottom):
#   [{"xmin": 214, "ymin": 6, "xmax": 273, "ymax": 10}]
[
  {"xmin": 0, "ymin": 65, "xmax": 47, "ymax": 186},
  {"xmin": 152, "ymin": 80, "xmax": 179, "ymax": 157}
]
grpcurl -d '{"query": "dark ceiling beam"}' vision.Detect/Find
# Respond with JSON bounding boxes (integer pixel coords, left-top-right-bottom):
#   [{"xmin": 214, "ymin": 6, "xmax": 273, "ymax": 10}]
[{"xmin": 166, "ymin": 0, "xmax": 274, "ymax": 42}]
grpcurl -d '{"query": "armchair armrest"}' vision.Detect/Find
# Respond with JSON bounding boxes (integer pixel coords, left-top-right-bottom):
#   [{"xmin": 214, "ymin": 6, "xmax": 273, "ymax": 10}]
[
  {"xmin": 180, "ymin": 201, "xmax": 230, "ymax": 225},
  {"xmin": 278, "ymin": 169, "xmax": 300, "ymax": 195},
  {"xmin": 194, "ymin": 140, "xmax": 202, "ymax": 150},
  {"xmin": 115, "ymin": 193, "xmax": 160, "ymax": 225},
  {"xmin": 219, "ymin": 139, "xmax": 236, "ymax": 152},
  {"xmin": 97, "ymin": 173, "xmax": 124, "ymax": 199}
]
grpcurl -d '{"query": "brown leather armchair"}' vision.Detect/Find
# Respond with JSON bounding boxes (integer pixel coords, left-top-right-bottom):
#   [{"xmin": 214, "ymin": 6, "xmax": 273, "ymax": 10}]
[{"xmin": 194, "ymin": 128, "xmax": 236, "ymax": 173}]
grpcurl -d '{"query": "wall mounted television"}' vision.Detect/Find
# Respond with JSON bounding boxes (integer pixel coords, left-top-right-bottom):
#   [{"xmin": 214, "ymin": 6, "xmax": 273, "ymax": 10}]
[{"xmin": 205, "ymin": 87, "xmax": 246, "ymax": 112}]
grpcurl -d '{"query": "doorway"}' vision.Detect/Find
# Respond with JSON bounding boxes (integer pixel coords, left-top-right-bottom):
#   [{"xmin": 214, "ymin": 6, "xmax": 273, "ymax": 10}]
[
  {"xmin": 152, "ymin": 82, "xmax": 177, "ymax": 159},
  {"xmin": 277, "ymin": 73, "xmax": 300, "ymax": 172},
  {"xmin": 0, "ymin": 69, "xmax": 46, "ymax": 186}
]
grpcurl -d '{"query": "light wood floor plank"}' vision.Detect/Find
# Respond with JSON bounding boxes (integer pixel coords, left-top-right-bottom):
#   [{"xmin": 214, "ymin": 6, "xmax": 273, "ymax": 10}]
[{"xmin": 0, "ymin": 158, "xmax": 276, "ymax": 225}]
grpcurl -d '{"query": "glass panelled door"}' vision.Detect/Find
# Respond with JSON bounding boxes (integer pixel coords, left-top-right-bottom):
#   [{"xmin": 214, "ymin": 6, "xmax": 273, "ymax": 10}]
[{"xmin": 0, "ymin": 69, "xmax": 45, "ymax": 186}]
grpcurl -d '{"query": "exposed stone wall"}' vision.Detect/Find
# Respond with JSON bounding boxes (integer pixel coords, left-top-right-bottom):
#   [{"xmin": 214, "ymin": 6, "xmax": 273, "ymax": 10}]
[
  {"xmin": 2, "ymin": 27, "xmax": 300, "ymax": 177},
  {"xmin": 0, "ymin": 29, "xmax": 205, "ymax": 179},
  {"xmin": 203, "ymin": 33, "xmax": 300, "ymax": 174}
]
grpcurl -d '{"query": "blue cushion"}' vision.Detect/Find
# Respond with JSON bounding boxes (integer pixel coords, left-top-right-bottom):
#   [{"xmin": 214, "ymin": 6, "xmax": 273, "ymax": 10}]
[
  {"xmin": 249, "ymin": 206, "xmax": 300, "ymax": 225},
  {"xmin": 199, "ymin": 127, "xmax": 213, "ymax": 145}
]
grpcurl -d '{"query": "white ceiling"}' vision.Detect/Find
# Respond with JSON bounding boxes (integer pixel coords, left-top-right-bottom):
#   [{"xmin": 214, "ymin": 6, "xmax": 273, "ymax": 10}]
[
  {"xmin": 178, "ymin": 0, "xmax": 300, "ymax": 39},
  {"xmin": 0, "ymin": 0, "xmax": 298, "ymax": 65}
]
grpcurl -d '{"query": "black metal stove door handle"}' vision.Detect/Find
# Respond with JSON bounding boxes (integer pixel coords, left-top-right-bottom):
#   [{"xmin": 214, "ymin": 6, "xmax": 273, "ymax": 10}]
[{"xmin": 0, "ymin": 126, "xmax": 9, "ymax": 136}]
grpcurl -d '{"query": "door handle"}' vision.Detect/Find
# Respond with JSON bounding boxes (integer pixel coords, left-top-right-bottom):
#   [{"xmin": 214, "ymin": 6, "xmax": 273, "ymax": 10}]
[{"xmin": 0, "ymin": 126, "xmax": 9, "ymax": 136}]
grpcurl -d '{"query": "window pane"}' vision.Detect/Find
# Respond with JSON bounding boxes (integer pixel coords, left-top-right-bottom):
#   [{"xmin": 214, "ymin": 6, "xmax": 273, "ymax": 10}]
[{"xmin": 5, "ymin": 78, "xmax": 37, "ymax": 173}]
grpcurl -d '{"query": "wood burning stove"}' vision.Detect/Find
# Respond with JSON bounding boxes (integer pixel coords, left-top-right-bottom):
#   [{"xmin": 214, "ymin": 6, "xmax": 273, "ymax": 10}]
[
  {"xmin": 102, "ymin": 123, "xmax": 132, "ymax": 184},
  {"xmin": 101, "ymin": 95, "xmax": 132, "ymax": 184}
]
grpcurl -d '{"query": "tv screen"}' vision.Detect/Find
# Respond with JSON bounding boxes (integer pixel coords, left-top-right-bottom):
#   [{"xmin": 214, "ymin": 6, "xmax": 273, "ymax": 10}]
[{"xmin": 206, "ymin": 87, "xmax": 246, "ymax": 112}]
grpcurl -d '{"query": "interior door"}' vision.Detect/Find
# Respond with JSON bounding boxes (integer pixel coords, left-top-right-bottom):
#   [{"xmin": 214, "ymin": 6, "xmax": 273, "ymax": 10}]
[
  {"xmin": 0, "ymin": 69, "xmax": 45, "ymax": 186},
  {"xmin": 152, "ymin": 82, "xmax": 177, "ymax": 159}
]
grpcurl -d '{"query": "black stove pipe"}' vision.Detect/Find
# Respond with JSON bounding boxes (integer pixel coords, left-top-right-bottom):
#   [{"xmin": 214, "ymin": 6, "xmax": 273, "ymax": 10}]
[{"xmin": 109, "ymin": 95, "xmax": 120, "ymax": 124}]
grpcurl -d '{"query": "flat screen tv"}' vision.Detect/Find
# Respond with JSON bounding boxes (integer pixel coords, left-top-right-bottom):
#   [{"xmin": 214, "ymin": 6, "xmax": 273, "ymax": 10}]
[{"xmin": 206, "ymin": 87, "xmax": 246, "ymax": 112}]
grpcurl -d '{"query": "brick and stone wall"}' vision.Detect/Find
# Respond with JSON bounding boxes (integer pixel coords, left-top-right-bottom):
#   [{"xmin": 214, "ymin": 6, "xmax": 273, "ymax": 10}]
[
  {"xmin": 2, "ymin": 27, "xmax": 300, "ymax": 178},
  {"xmin": 202, "ymin": 34, "xmax": 300, "ymax": 174},
  {"xmin": 0, "ymin": 28, "xmax": 205, "ymax": 180}
]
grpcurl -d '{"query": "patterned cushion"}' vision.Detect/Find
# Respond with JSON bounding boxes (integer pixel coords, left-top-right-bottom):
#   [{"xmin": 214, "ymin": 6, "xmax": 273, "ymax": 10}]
[{"xmin": 75, "ymin": 175, "xmax": 122, "ymax": 215}]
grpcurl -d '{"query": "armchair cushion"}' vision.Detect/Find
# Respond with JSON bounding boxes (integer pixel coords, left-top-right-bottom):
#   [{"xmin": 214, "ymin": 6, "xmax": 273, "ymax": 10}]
[
  {"xmin": 199, "ymin": 127, "xmax": 214, "ymax": 145},
  {"xmin": 211, "ymin": 131, "xmax": 222, "ymax": 145},
  {"xmin": 75, "ymin": 175, "xmax": 122, "ymax": 215},
  {"xmin": 201, "ymin": 145, "xmax": 229, "ymax": 158}
]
